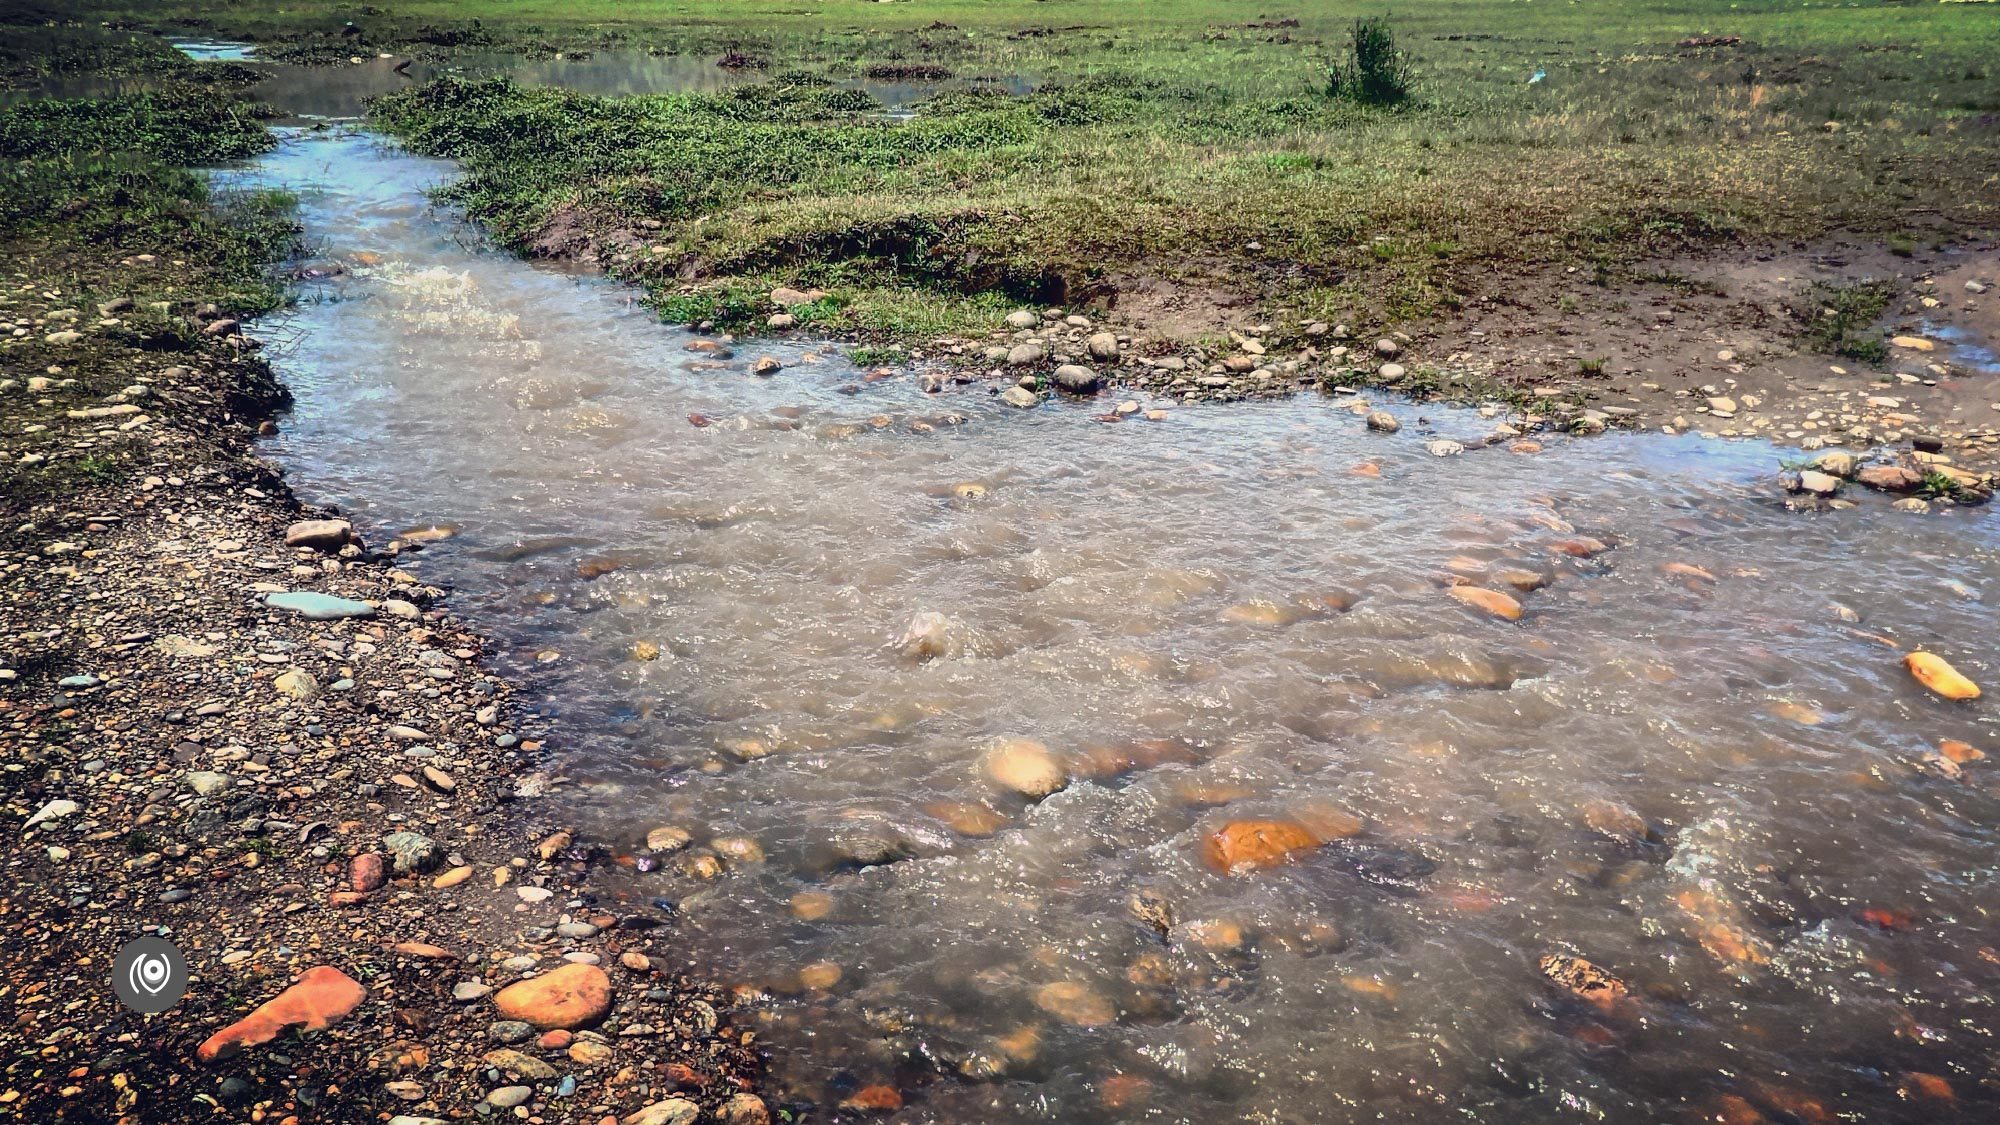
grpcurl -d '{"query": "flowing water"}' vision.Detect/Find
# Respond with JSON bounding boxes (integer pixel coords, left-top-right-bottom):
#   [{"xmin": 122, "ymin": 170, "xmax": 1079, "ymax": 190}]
[{"xmin": 234, "ymin": 130, "xmax": 2000, "ymax": 1122}]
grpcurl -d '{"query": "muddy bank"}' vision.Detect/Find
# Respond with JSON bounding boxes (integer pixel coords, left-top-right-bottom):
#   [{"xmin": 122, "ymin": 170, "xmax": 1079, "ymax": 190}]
[{"xmin": 0, "ymin": 189, "xmax": 763, "ymax": 1125}]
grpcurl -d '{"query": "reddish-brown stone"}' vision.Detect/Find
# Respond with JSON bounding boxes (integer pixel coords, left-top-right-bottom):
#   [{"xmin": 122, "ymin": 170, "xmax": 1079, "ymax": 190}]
[
  {"xmin": 1203, "ymin": 820, "xmax": 1322, "ymax": 873},
  {"xmin": 349, "ymin": 852, "xmax": 386, "ymax": 892},
  {"xmin": 196, "ymin": 966, "xmax": 367, "ymax": 1063},
  {"xmin": 492, "ymin": 963, "xmax": 612, "ymax": 1030}
]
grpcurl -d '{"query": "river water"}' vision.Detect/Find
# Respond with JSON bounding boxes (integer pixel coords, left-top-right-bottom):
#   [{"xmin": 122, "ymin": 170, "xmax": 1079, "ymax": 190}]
[{"xmin": 232, "ymin": 129, "xmax": 2000, "ymax": 1122}]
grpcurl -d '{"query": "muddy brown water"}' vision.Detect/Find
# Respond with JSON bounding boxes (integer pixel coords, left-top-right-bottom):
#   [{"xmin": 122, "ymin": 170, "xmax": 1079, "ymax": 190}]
[{"xmin": 229, "ymin": 129, "xmax": 2000, "ymax": 1122}]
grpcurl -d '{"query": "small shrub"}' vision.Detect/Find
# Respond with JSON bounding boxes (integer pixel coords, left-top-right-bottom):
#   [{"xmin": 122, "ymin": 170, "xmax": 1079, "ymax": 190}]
[
  {"xmin": 1793, "ymin": 280, "xmax": 1893, "ymax": 364},
  {"xmin": 1325, "ymin": 17, "xmax": 1414, "ymax": 107}
]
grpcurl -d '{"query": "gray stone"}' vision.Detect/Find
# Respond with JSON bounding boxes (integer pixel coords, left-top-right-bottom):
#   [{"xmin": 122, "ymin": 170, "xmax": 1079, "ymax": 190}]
[
  {"xmin": 1050, "ymin": 365, "xmax": 1102, "ymax": 395},
  {"xmin": 185, "ymin": 771, "xmax": 231, "ymax": 797},
  {"xmin": 284, "ymin": 519, "xmax": 352, "ymax": 552},
  {"xmin": 1365, "ymin": 411, "xmax": 1400, "ymax": 433},
  {"xmin": 382, "ymin": 830, "xmax": 441, "ymax": 874},
  {"xmin": 487, "ymin": 1021, "xmax": 534, "ymax": 1043},
  {"xmin": 486, "ymin": 1086, "xmax": 533, "ymax": 1109},
  {"xmin": 624, "ymin": 1098, "xmax": 701, "ymax": 1125},
  {"xmin": 1001, "ymin": 386, "xmax": 1040, "ymax": 409},
  {"xmin": 24, "ymin": 799, "xmax": 79, "ymax": 830}
]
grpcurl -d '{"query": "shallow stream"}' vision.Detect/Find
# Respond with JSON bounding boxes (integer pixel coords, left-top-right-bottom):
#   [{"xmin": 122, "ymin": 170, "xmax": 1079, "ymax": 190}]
[{"xmin": 235, "ymin": 128, "xmax": 2000, "ymax": 1122}]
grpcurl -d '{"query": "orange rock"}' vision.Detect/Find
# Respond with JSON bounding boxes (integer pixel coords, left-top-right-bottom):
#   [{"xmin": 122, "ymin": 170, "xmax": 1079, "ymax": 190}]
[
  {"xmin": 1900, "ymin": 1071, "xmax": 1954, "ymax": 1103},
  {"xmin": 1663, "ymin": 562, "xmax": 1716, "ymax": 582},
  {"xmin": 196, "ymin": 966, "xmax": 367, "ymax": 1063},
  {"xmin": 1904, "ymin": 651, "xmax": 1980, "ymax": 700},
  {"xmin": 1549, "ymin": 537, "xmax": 1610, "ymax": 557},
  {"xmin": 1447, "ymin": 586, "xmax": 1524, "ymax": 621},
  {"xmin": 392, "ymin": 942, "xmax": 452, "ymax": 959},
  {"xmin": 1351, "ymin": 461, "xmax": 1382, "ymax": 478},
  {"xmin": 1099, "ymin": 1074, "xmax": 1152, "ymax": 1111},
  {"xmin": 1712, "ymin": 1095, "xmax": 1768, "ymax": 1125},
  {"xmin": 840, "ymin": 1085, "xmax": 902, "ymax": 1112},
  {"xmin": 1538, "ymin": 953, "xmax": 1628, "ymax": 1010},
  {"xmin": 1748, "ymin": 1082, "xmax": 1833, "ymax": 1125},
  {"xmin": 1034, "ymin": 981, "xmax": 1117, "ymax": 1027},
  {"xmin": 1203, "ymin": 820, "xmax": 1321, "ymax": 873},
  {"xmin": 1340, "ymin": 974, "xmax": 1398, "ymax": 1001},
  {"xmin": 492, "ymin": 963, "xmax": 612, "ymax": 1030},
  {"xmin": 1858, "ymin": 907, "xmax": 1916, "ymax": 931},
  {"xmin": 1581, "ymin": 799, "xmax": 1649, "ymax": 841},
  {"xmin": 1940, "ymin": 738, "xmax": 1985, "ymax": 763}
]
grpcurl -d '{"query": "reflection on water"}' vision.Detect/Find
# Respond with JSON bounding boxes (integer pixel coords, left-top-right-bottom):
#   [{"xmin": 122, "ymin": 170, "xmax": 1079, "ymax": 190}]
[
  {"xmin": 241, "ymin": 130, "xmax": 2000, "ymax": 1122},
  {"xmin": 169, "ymin": 37, "xmax": 259, "ymax": 62},
  {"xmin": 8, "ymin": 39, "xmax": 1030, "ymax": 122}
]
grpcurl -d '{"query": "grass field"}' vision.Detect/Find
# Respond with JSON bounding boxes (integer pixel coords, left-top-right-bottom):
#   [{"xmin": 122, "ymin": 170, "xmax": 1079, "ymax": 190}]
[{"xmin": 21, "ymin": 1, "xmax": 2000, "ymax": 343}]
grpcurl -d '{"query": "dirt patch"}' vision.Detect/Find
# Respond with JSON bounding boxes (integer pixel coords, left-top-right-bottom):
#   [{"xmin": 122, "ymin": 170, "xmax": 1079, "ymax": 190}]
[
  {"xmin": 1097, "ymin": 271, "xmax": 1262, "ymax": 339},
  {"xmin": 1414, "ymin": 237, "xmax": 2000, "ymax": 467}
]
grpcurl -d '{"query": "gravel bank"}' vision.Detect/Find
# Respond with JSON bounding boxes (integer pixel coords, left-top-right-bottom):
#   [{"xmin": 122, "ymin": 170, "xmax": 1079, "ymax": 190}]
[{"xmin": 1, "ymin": 273, "xmax": 765, "ymax": 1122}]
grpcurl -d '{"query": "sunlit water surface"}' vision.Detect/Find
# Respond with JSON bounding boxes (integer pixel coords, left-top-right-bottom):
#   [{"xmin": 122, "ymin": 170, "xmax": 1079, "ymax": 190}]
[{"xmin": 237, "ymin": 130, "xmax": 2000, "ymax": 1123}]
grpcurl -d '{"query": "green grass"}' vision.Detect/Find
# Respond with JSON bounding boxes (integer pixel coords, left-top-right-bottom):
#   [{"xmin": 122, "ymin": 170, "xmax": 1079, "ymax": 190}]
[
  {"xmin": 36, "ymin": 1, "xmax": 2000, "ymax": 345},
  {"xmin": 0, "ymin": 45, "xmax": 300, "ymax": 524}
]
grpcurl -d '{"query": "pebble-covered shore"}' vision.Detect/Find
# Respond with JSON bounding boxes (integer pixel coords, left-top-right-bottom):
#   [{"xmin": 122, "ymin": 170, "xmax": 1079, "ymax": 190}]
[{"xmin": 1, "ymin": 279, "xmax": 764, "ymax": 1123}]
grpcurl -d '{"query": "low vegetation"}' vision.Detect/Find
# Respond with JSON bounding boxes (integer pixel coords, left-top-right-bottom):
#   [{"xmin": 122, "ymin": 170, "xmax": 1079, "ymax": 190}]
[
  {"xmin": 371, "ymin": 24, "xmax": 1999, "ymax": 342},
  {"xmin": 1324, "ymin": 17, "xmax": 1413, "ymax": 107},
  {"xmin": 21, "ymin": 2, "xmax": 2000, "ymax": 349},
  {"xmin": 0, "ymin": 66, "xmax": 298, "ymax": 515},
  {"xmin": 1792, "ymin": 280, "xmax": 1896, "ymax": 365}
]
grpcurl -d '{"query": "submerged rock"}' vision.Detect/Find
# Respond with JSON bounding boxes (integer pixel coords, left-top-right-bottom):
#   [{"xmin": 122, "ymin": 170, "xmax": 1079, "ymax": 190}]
[
  {"xmin": 982, "ymin": 739, "xmax": 1067, "ymax": 799},
  {"xmin": 1447, "ymin": 586, "xmax": 1524, "ymax": 621},
  {"xmin": 1203, "ymin": 820, "xmax": 1320, "ymax": 873},
  {"xmin": 1034, "ymin": 981, "xmax": 1116, "ymax": 1027},
  {"xmin": 1538, "ymin": 953, "xmax": 1628, "ymax": 1009},
  {"xmin": 1904, "ymin": 651, "xmax": 1980, "ymax": 701},
  {"xmin": 897, "ymin": 611, "xmax": 956, "ymax": 661}
]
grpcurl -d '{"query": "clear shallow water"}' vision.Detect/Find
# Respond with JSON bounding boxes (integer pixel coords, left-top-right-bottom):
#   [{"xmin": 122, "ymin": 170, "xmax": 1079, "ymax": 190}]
[{"xmin": 238, "ymin": 131, "xmax": 2000, "ymax": 1122}]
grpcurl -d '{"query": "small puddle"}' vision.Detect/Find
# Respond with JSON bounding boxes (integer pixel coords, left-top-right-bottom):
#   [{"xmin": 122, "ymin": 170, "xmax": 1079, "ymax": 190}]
[
  {"xmin": 6, "ymin": 39, "xmax": 1030, "ymax": 123},
  {"xmin": 231, "ymin": 127, "xmax": 2000, "ymax": 1121},
  {"xmin": 1924, "ymin": 322, "xmax": 2000, "ymax": 375}
]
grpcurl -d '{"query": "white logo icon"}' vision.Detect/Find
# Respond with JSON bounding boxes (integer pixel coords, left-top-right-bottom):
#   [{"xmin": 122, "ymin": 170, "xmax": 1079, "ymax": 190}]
[
  {"xmin": 131, "ymin": 953, "xmax": 173, "ymax": 996},
  {"xmin": 112, "ymin": 937, "xmax": 187, "ymax": 1013}
]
